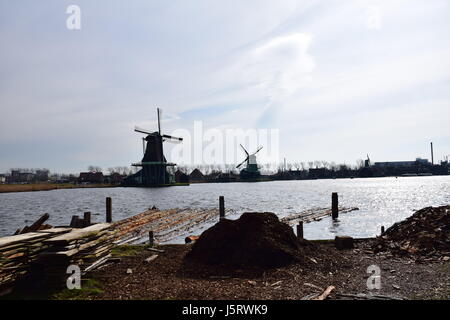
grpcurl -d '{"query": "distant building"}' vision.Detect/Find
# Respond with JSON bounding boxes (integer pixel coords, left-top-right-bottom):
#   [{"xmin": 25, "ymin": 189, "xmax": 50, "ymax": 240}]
[
  {"xmin": 189, "ymin": 169, "xmax": 205, "ymax": 182},
  {"xmin": 78, "ymin": 172, "xmax": 104, "ymax": 184},
  {"xmin": 0, "ymin": 174, "xmax": 5, "ymax": 184},
  {"xmin": 103, "ymin": 173, "xmax": 126, "ymax": 184},
  {"xmin": 35, "ymin": 169, "xmax": 49, "ymax": 182},
  {"xmin": 175, "ymin": 170, "xmax": 189, "ymax": 183},
  {"xmin": 374, "ymin": 158, "xmax": 429, "ymax": 168},
  {"xmin": 9, "ymin": 170, "xmax": 34, "ymax": 183}
]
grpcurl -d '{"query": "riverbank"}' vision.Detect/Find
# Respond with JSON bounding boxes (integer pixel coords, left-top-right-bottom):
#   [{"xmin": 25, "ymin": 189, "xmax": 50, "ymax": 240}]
[
  {"xmin": 4, "ymin": 205, "xmax": 448, "ymax": 300},
  {"xmin": 0, "ymin": 183, "xmax": 119, "ymax": 194},
  {"xmin": 7, "ymin": 240, "xmax": 448, "ymax": 300}
]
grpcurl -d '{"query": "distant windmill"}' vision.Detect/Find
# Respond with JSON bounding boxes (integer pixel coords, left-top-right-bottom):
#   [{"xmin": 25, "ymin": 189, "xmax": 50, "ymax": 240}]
[
  {"xmin": 365, "ymin": 154, "xmax": 371, "ymax": 167},
  {"xmin": 122, "ymin": 108, "xmax": 183, "ymax": 186},
  {"xmin": 236, "ymin": 144, "xmax": 263, "ymax": 180}
]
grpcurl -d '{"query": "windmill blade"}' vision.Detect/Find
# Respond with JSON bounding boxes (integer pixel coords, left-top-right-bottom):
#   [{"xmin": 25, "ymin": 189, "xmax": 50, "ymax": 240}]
[
  {"xmin": 162, "ymin": 134, "xmax": 183, "ymax": 142},
  {"xmin": 252, "ymin": 146, "xmax": 263, "ymax": 155},
  {"xmin": 157, "ymin": 107, "xmax": 162, "ymax": 134},
  {"xmin": 134, "ymin": 126, "xmax": 152, "ymax": 135},
  {"xmin": 142, "ymin": 137, "xmax": 146, "ymax": 155},
  {"xmin": 236, "ymin": 157, "xmax": 249, "ymax": 169},
  {"xmin": 240, "ymin": 144, "xmax": 249, "ymax": 156}
]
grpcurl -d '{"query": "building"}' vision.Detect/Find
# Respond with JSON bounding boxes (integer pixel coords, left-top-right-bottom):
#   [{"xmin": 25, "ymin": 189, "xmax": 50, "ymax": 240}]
[
  {"xmin": 9, "ymin": 170, "xmax": 34, "ymax": 183},
  {"xmin": 374, "ymin": 158, "xmax": 429, "ymax": 168},
  {"xmin": 78, "ymin": 172, "xmax": 104, "ymax": 184},
  {"xmin": 0, "ymin": 174, "xmax": 5, "ymax": 184},
  {"xmin": 189, "ymin": 169, "xmax": 205, "ymax": 182},
  {"xmin": 175, "ymin": 170, "xmax": 189, "ymax": 183}
]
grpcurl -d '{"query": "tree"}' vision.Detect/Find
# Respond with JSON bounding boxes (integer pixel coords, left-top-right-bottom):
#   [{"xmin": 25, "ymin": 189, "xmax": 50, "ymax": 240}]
[{"xmin": 87, "ymin": 166, "xmax": 102, "ymax": 173}]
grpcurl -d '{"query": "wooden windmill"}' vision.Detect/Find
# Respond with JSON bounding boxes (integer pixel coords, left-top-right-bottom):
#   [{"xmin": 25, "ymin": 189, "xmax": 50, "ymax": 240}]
[
  {"xmin": 123, "ymin": 108, "xmax": 183, "ymax": 186},
  {"xmin": 236, "ymin": 144, "xmax": 263, "ymax": 180}
]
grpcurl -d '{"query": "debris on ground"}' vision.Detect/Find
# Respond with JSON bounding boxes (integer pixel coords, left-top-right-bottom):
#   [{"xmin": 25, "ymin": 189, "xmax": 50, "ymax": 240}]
[
  {"xmin": 373, "ymin": 206, "xmax": 450, "ymax": 258},
  {"xmin": 185, "ymin": 212, "xmax": 309, "ymax": 268}
]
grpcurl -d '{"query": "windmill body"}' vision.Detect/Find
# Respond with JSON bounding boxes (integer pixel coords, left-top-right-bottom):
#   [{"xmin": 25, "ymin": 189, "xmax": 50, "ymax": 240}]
[{"xmin": 122, "ymin": 108, "xmax": 182, "ymax": 187}]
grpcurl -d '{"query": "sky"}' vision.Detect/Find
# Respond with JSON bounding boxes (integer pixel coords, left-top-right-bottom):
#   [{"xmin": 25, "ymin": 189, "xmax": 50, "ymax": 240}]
[{"xmin": 0, "ymin": 0, "xmax": 449, "ymax": 173}]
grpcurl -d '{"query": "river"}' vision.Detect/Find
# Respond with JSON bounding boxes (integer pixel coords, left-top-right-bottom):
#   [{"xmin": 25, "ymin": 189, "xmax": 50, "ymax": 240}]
[{"xmin": 0, "ymin": 176, "xmax": 449, "ymax": 241}]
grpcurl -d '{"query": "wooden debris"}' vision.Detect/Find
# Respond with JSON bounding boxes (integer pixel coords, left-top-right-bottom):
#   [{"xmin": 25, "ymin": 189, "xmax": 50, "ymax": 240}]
[
  {"xmin": 83, "ymin": 254, "xmax": 112, "ymax": 273},
  {"xmin": 145, "ymin": 255, "xmax": 158, "ymax": 263},
  {"xmin": 335, "ymin": 293, "xmax": 404, "ymax": 300},
  {"xmin": 312, "ymin": 285, "xmax": 335, "ymax": 300},
  {"xmin": 281, "ymin": 207, "xmax": 359, "ymax": 225}
]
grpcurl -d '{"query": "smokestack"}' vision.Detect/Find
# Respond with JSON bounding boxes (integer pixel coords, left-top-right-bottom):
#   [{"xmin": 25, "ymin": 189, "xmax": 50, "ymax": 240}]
[{"xmin": 431, "ymin": 142, "xmax": 434, "ymax": 165}]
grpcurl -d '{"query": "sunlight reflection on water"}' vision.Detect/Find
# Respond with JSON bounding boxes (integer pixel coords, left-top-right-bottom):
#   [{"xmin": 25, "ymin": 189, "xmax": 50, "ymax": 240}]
[{"xmin": 0, "ymin": 176, "xmax": 449, "ymax": 241}]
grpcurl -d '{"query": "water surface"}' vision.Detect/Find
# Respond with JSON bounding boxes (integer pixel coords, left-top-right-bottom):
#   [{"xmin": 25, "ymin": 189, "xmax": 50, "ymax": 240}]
[{"xmin": 0, "ymin": 176, "xmax": 449, "ymax": 241}]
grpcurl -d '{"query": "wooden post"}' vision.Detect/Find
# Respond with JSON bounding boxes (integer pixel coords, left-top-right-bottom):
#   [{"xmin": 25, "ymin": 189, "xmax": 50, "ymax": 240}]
[
  {"xmin": 84, "ymin": 212, "xmax": 91, "ymax": 226},
  {"xmin": 106, "ymin": 197, "xmax": 112, "ymax": 223},
  {"xmin": 381, "ymin": 226, "xmax": 385, "ymax": 234},
  {"xmin": 70, "ymin": 215, "xmax": 80, "ymax": 228},
  {"xmin": 332, "ymin": 192, "xmax": 339, "ymax": 220},
  {"xmin": 149, "ymin": 231, "xmax": 154, "ymax": 247},
  {"xmin": 219, "ymin": 196, "xmax": 225, "ymax": 220},
  {"xmin": 296, "ymin": 222, "xmax": 304, "ymax": 239}
]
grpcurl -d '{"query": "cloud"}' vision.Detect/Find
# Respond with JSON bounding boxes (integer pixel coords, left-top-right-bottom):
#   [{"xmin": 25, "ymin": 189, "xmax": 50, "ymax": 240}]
[{"xmin": 0, "ymin": 1, "xmax": 449, "ymax": 171}]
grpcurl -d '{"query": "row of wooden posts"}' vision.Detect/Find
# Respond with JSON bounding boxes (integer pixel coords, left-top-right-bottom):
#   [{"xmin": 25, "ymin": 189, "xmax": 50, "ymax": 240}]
[
  {"xmin": 104, "ymin": 192, "xmax": 387, "ymax": 245},
  {"xmin": 101, "ymin": 193, "xmax": 342, "ymax": 245}
]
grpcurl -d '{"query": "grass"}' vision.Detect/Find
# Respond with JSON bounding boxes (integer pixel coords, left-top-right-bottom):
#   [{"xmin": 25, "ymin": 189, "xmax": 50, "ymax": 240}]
[
  {"xmin": 111, "ymin": 244, "xmax": 150, "ymax": 257},
  {"xmin": 52, "ymin": 279, "xmax": 104, "ymax": 300},
  {"xmin": 0, "ymin": 183, "xmax": 119, "ymax": 193},
  {"xmin": 1, "ymin": 278, "xmax": 104, "ymax": 300}
]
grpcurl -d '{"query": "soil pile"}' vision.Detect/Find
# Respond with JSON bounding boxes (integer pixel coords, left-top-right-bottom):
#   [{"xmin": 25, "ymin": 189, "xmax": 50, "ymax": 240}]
[
  {"xmin": 185, "ymin": 212, "xmax": 304, "ymax": 268},
  {"xmin": 374, "ymin": 206, "xmax": 450, "ymax": 257}
]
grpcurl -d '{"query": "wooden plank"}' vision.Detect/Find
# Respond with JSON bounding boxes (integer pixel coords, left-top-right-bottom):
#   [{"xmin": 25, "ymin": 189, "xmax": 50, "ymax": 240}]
[
  {"xmin": 44, "ymin": 223, "xmax": 111, "ymax": 244},
  {"xmin": 0, "ymin": 232, "xmax": 49, "ymax": 248},
  {"xmin": 36, "ymin": 228, "xmax": 72, "ymax": 234}
]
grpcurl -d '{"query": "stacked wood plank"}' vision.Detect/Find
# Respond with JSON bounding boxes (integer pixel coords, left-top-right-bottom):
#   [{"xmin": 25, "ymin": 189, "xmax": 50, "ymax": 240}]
[
  {"xmin": 281, "ymin": 206, "xmax": 359, "ymax": 225},
  {"xmin": 0, "ymin": 228, "xmax": 71, "ymax": 292},
  {"xmin": 37, "ymin": 223, "xmax": 113, "ymax": 287},
  {"xmin": 111, "ymin": 208, "xmax": 219, "ymax": 244}
]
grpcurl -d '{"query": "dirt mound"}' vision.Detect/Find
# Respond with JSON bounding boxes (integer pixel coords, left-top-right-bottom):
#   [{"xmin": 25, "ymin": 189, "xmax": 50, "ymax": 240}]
[
  {"xmin": 185, "ymin": 212, "xmax": 305, "ymax": 268},
  {"xmin": 374, "ymin": 206, "xmax": 450, "ymax": 257}
]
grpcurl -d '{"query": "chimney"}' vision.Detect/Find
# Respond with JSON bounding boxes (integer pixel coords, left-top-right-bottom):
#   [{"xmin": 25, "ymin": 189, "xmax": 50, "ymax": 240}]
[{"xmin": 431, "ymin": 142, "xmax": 434, "ymax": 165}]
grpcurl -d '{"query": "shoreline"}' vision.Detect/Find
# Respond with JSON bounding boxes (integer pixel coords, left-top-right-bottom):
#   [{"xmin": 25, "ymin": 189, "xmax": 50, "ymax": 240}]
[
  {"xmin": 0, "ymin": 183, "xmax": 120, "ymax": 194},
  {"xmin": 1, "ymin": 174, "xmax": 449, "ymax": 194}
]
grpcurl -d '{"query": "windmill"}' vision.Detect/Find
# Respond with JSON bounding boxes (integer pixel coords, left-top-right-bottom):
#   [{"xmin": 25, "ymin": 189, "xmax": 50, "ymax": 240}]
[
  {"xmin": 365, "ymin": 154, "xmax": 371, "ymax": 168},
  {"xmin": 122, "ymin": 108, "xmax": 183, "ymax": 186},
  {"xmin": 236, "ymin": 144, "xmax": 263, "ymax": 180}
]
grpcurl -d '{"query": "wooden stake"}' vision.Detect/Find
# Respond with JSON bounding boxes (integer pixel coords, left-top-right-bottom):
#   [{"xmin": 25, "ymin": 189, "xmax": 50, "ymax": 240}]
[
  {"xmin": 84, "ymin": 212, "xmax": 91, "ymax": 226},
  {"xmin": 381, "ymin": 226, "xmax": 385, "ymax": 234},
  {"xmin": 106, "ymin": 197, "xmax": 112, "ymax": 223},
  {"xmin": 296, "ymin": 222, "xmax": 304, "ymax": 239},
  {"xmin": 149, "ymin": 231, "xmax": 154, "ymax": 247},
  {"xmin": 219, "ymin": 196, "xmax": 225, "ymax": 220},
  {"xmin": 332, "ymin": 192, "xmax": 339, "ymax": 220}
]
